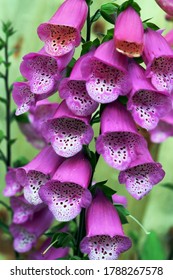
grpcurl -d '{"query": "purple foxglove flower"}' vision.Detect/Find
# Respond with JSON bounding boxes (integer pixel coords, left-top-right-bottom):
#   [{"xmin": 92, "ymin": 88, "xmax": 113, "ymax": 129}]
[
  {"xmin": 42, "ymin": 100, "xmax": 94, "ymax": 157},
  {"xmin": 114, "ymin": 7, "xmax": 144, "ymax": 57},
  {"xmin": 39, "ymin": 152, "xmax": 92, "ymax": 221},
  {"xmin": 119, "ymin": 145, "xmax": 165, "ymax": 200},
  {"xmin": 10, "ymin": 207, "xmax": 54, "ymax": 253},
  {"xmin": 143, "ymin": 28, "xmax": 173, "ymax": 93},
  {"xmin": 3, "ymin": 168, "xmax": 24, "ymax": 197},
  {"xmin": 112, "ymin": 194, "xmax": 128, "ymax": 207},
  {"xmin": 10, "ymin": 195, "xmax": 43, "ymax": 224},
  {"xmin": 80, "ymin": 190, "xmax": 132, "ymax": 260},
  {"xmin": 59, "ymin": 51, "xmax": 99, "ymax": 116},
  {"xmin": 127, "ymin": 60, "xmax": 172, "ymax": 130},
  {"xmin": 29, "ymin": 238, "xmax": 69, "ymax": 260},
  {"xmin": 81, "ymin": 40, "xmax": 131, "ymax": 104},
  {"xmin": 96, "ymin": 101, "xmax": 148, "ymax": 171},
  {"xmin": 165, "ymin": 29, "xmax": 173, "ymax": 47},
  {"xmin": 155, "ymin": 0, "xmax": 173, "ymax": 16},
  {"xmin": 18, "ymin": 121, "xmax": 46, "ymax": 150},
  {"xmin": 150, "ymin": 109, "xmax": 173, "ymax": 143},
  {"xmin": 37, "ymin": 0, "xmax": 88, "ymax": 57},
  {"xmin": 17, "ymin": 146, "xmax": 64, "ymax": 205},
  {"xmin": 20, "ymin": 48, "xmax": 73, "ymax": 95}
]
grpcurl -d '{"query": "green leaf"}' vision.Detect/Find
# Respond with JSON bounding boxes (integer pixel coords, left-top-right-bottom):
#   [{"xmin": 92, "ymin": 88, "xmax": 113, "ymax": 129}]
[
  {"xmin": 69, "ymin": 256, "xmax": 82, "ymax": 260},
  {"xmin": 15, "ymin": 76, "xmax": 26, "ymax": 82},
  {"xmin": 13, "ymin": 156, "xmax": 29, "ymax": 168},
  {"xmin": 118, "ymin": 96, "xmax": 128, "ymax": 105},
  {"xmin": 0, "ymin": 200, "xmax": 12, "ymax": 212},
  {"xmin": 161, "ymin": 183, "xmax": 173, "ymax": 191},
  {"xmin": 100, "ymin": 3, "xmax": 119, "ymax": 24},
  {"xmin": 115, "ymin": 205, "xmax": 129, "ymax": 224},
  {"xmin": 86, "ymin": 0, "xmax": 93, "ymax": 5},
  {"xmin": 81, "ymin": 38, "xmax": 100, "ymax": 56},
  {"xmin": 66, "ymin": 58, "xmax": 76, "ymax": 77},
  {"xmin": 51, "ymin": 232, "xmax": 76, "ymax": 249},
  {"xmin": 0, "ymin": 219, "xmax": 10, "ymax": 234},
  {"xmin": 9, "ymin": 138, "xmax": 17, "ymax": 146},
  {"xmin": 0, "ymin": 97, "xmax": 7, "ymax": 104},
  {"xmin": 118, "ymin": 1, "xmax": 141, "ymax": 15},
  {"xmin": 0, "ymin": 38, "xmax": 5, "ymax": 50},
  {"xmin": 141, "ymin": 231, "xmax": 167, "ymax": 260},
  {"xmin": 2, "ymin": 21, "xmax": 16, "ymax": 37},
  {"xmin": 15, "ymin": 113, "xmax": 29, "ymax": 123},
  {"xmin": 91, "ymin": 181, "xmax": 115, "ymax": 201},
  {"xmin": 102, "ymin": 28, "xmax": 114, "ymax": 43},
  {"xmin": 143, "ymin": 22, "xmax": 160, "ymax": 30},
  {"xmin": 0, "ymin": 150, "xmax": 7, "ymax": 164},
  {"xmin": 91, "ymin": 9, "xmax": 101, "ymax": 24},
  {"xmin": 0, "ymin": 130, "xmax": 5, "ymax": 142}
]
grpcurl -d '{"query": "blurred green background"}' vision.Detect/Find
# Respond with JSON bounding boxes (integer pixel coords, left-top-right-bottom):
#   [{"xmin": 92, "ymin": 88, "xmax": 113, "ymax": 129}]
[{"xmin": 0, "ymin": 0, "xmax": 173, "ymax": 260}]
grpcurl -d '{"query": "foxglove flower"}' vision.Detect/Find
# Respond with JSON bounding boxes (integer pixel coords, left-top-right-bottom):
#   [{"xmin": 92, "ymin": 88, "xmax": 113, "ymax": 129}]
[
  {"xmin": 3, "ymin": 168, "xmax": 24, "ymax": 197},
  {"xmin": 155, "ymin": 0, "xmax": 173, "ymax": 16},
  {"xmin": 29, "ymin": 238, "xmax": 69, "ymax": 260},
  {"xmin": 165, "ymin": 29, "xmax": 173, "ymax": 47},
  {"xmin": 143, "ymin": 28, "xmax": 173, "ymax": 93},
  {"xmin": 114, "ymin": 7, "xmax": 144, "ymax": 57},
  {"xmin": 10, "ymin": 195, "xmax": 43, "ymax": 224},
  {"xmin": 112, "ymin": 194, "xmax": 128, "ymax": 207},
  {"xmin": 10, "ymin": 207, "xmax": 53, "ymax": 253},
  {"xmin": 39, "ymin": 153, "xmax": 92, "ymax": 221},
  {"xmin": 16, "ymin": 146, "xmax": 64, "ymax": 205},
  {"xmin": 150, "ymin": 109, "xmax": 173, "ymax": 143},
  {"xmin": 119, "ymin": 145, "xmax": 165, "ymax": 200},
  {"xmin": 127, "ymin": 60, "xmax": 172, "ymax": 130},
  {"xmin": 59, "ymin": 51, "xmax": 99, "ymax": 116},
  {"xmin": 42, "ymin": 100, "xmax": 94, "ymax": 157},
  {"xmin": 20, "ymin": 48, "xmax": 73, "ymax": 95},
  {"xmin": 96, "ymin": 101, "xmax": 148, "ymax": 171},
  {"xmin": 81, "ymin": 40, "xmax": 131, "ymax": 103},
  {"xmin": 80, "ymin": 190, "xmax": 132, "ymax": 260},
  {"xmin": 37, "ymin": 0, "xmax": 88, "ymax": 57}
]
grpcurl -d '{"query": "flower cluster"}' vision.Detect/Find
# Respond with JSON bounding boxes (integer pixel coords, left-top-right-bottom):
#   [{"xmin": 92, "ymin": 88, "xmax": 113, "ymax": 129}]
[{"xmin": 5, "ymin": 0, "xmax": 173, "ymax": 260}]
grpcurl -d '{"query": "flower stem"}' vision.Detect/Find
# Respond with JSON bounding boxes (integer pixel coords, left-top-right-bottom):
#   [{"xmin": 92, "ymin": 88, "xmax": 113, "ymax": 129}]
[
  {"xmin": 86, "ymin": 4, "xmax": 91, "ymax": 42},
  {"xmin": 75, "ymin": 208, "xmax": 85, "ymax": 258},
  {"xmin": 4, "ymin": 34, "xmax": 11, "ymax": 169},
  {"xmin": 128, "ymin": 214, "xmax": 151, "ymax": 235}
]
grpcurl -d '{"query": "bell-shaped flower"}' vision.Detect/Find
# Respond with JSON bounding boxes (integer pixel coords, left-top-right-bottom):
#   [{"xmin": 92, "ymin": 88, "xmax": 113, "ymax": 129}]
[
  {"xmin": 119, "ymin": 145, "xmax": 165, "ymax": 200},
  {"xmin": 10, "ymin": 195, "xmax": 43, "ymax": 224},
  {"xmin": 16, "ymin": 146, "xmax": 64, "ymax": 205},
  {"xmin": 29, "ymin": 238, "xmax": 69, "ymax": 260},
  {"xmin": 127, "ymin": 60, "xmax": 172, "ymax": 130},
  {"xmin": 114, "ymin": 7, "xmax": 144, "ymax": 57},
  {"xmin": 155, "ymin": 0, "xmax": 173, "ymax": 16},
  {"xmin": 20, "ymin": 48, "xmax": 73, "ymax": 95},
  {"xmin": 150, "ymin": 109, "xmax": 173, "ymax": 143},
  {"xmin": 80, "ymin": 190, "xmax": 132, "ymax": 260},
  {"xmin": 81, "ymin": 40, "xmax": 131, "ymax": 104},
  {"xmin": 96, "ymin": 101, "xmax": 148, "ymax": 171},
  {"xmin": 3, "ymin": 168, "xmax": 24, "ymax": 197},
  {"xmin": 37, "ymin": 0, "xmax": 88, "ymax": 57},
  {"xmin": 10, "ymin": 207, "xmax": 54, "ymax": 253},
  {"xmin": 59, "ymin": 51, "xmax": 99, "ymax": 116},
  {"xmin": 165, "ymin": 29, "xmax": 173, "ymax": 48},
  {"xmin": 39, "ymin": 152, "xmax": 92, "ymax": 222},
  {"xmin": 143, "ymin": 28, "xmax": 173, "ymax": 93},
  {"xmin": 41, "ymin": 100, "xmax": 94, "ymax": 158}
]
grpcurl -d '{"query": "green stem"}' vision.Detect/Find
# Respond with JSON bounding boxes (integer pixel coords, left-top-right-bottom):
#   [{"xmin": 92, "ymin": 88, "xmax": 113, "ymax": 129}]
[
  {"xmin": 75, "ymin": 209, "xmax": 85, "ymax": 258},
  {"xmin": 4, "ymin": 34, "xmax": 11, "ymax": 169},
  {"xmin": 86, "ymin": 4, "xmax": 91, "ymax": 42}
]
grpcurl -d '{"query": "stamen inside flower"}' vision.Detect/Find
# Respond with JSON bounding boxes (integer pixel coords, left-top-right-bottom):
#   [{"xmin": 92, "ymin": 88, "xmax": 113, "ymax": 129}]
[
  {"xmin": 86, "ymin": 60, "xmax": 129, "ymax": 103},
  {"xmin": 115, "ymin": 40, "xmax": 142, "ymax": 57},
  {"xmin": 39, "ymin": 24, "xmax": 78, "ymax": 56}
]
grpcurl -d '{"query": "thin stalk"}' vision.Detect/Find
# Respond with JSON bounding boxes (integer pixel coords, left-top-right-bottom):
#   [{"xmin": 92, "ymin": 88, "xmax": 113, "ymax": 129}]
[
  {"xmin": 75, "ymin": 209, "xmax": 85, "ymax": 258},
  {"xmin": 86, "ymin": 4, "xmax": 91, "ymax": 42},
  {"xmin": 4, "ymin": 34, "xmax": 11, "ymax": 169}
]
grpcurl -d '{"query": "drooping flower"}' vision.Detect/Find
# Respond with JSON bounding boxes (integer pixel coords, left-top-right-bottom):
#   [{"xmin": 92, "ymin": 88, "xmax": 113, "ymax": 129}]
[
  {"xmin": 143, "ymin": 28, "xmax": 173, "ymax": 93},
  {"xmin": 29, "ymin": 238, "xmax": 69, "ymax": 260},
  {"xmin": 119, "ymin": 145, "xmax": 165, "ymax": 200},
  {"xmin": 41, "ymin": 100, "xmax": 94, "ymax": 158},
  {"xmin": 155, "ymin": 0, "xmax": 173, "ymax": 16},
  {"xmin": 127, "ymin": 60, "xmax": 172, "ymax": 130},
  {"xmin": 37, "ymin": 0, "xmax": 88, "ymax": 57},
  {"xmin": 10, "ymin": 207, "xmax": 54, "ymax": 253},
  {"xmin": 15, "ymin": 146, "xmax": 64, "ymax": 205},
  {"xmin": 3, "ymin": 168, "xmax": 24, "ymax": 197},
  {"xmin": 81, "ymin": 39, "xmax": 131, "ymax": 103},
  {"xmin": 114, "ymin": 6, "xmax": 144, "ymax": 57},
  {"xmin": 10, "ymin": 195, "xmax": 43, "ymax": 224},
  {"xmin": 39, "ymin": 152, "xmax": 92, "ymax": 221},
  {"xmin": 96, "ymin": 101, "xmax": 148, "ymax": 171},
  {"xmin": 80, "ymin": 190, "xmax": 132, "ymax": 260},
  {"xmin": 59, "ymin": 51, "xmax": 99, "ymax": 116},
  {"xmin": 20, "ymin": 48, "xmax": 73, "ymax": 95},
  {"xmin": 112, "ymin": 193, "xmax": 128, "ymax": 207},
  {"xmin": 149, "ymin": 109, "xmax": 173, "ymax": 143}
]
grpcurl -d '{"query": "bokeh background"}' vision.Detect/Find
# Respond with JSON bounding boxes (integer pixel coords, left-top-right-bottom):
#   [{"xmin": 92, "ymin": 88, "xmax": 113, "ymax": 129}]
[{"xmin": 0, "ymin": 0, "xmax": 173, "ymax": 260}]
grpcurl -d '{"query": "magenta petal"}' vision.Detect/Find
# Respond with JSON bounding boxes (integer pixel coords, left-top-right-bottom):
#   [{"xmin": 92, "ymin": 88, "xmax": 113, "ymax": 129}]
[
  {"xmin": 37, "ymin": 0, "xmax": 88, "ymax": 56},
  {"xmin": 114, "ymin": 7, "xmax": 144, "ymax": 57},
  {"xmin": 165, "ymin": 29, "xmax": 173, "ymax": 47},
  {"xmin": 20, "ymin": 49, "xmax": 60, "ymax": 95},
  {"xmin": 96, "ymin": 101, "xmax": 148, "ymax": 170},
  {"xmin": 119, "ymin": 147, "xmax": 165, "ymax": 200},
  {"xmin": 3, "ymin": 168, "xmax": 24, "ymax": 197},
  {"xmin": 42, "ymin": 101, "xmax": 94, "ymax": 157},
  {"xmin": 156, "ymin": 0, "xmax": 173, "ymax": 16},
  {"xmin": 112, "ymin": 194, "xmax": 128, "ymax": 207}
]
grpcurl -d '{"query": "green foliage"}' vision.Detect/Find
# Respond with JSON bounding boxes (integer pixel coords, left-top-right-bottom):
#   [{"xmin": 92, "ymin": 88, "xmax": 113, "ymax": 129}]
[
  {"xmin": 118, "ymin": 0, "xmax": 141, "ymax": 15},
  {"xmin": 90, "ymin": 9, "xmax": 101, "ymax": 24},
  {"xmin": 13, "ymin": 156, "xmax": 29, "ymax": 168},
  {"xmin": 115, "ymin": 205, "xmax": 129, "ymax": 224},
  {"xmin": 51, "ymin": 232, "xmax": 76, "ymax": 249},
  {"xmin": 0, "ymin": 219, "xmax": 10, "ymax": 234},
  {"xmin": 102, "ymin": 28, "xmax": 114, "ymax": 43},
  {"xmin": 81, "ymin": 38, "xmax": 100, "ymax": 56},
  {"xmin": 2, "ymin": 21, "xmax": 16, "ymax": 37},
  {"xmin": 100, "ymin": 3, "xmax": 119, "ymax": 24},
  {"xmin": 140, "ymin": 231, "xmax": 167, "ymax": 260},
  {"xmin": 15, "ymin": 113, "xmax": 29, "ymax": 123},
  {"xmin": 161, "ymin": 183, "xmax": 173, "ymax": 190},
  {"xmin": 0, "ymin": 130, "xmax": 5, "ymax": 142},
  {"xmin": 66, "ymin": 58, "xmax": 76, "ymax": 77}
]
